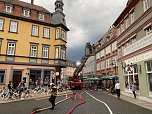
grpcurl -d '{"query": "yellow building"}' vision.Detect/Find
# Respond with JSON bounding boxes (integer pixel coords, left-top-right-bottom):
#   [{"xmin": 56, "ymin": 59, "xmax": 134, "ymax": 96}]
[{"xmin": 0, "ymin": 0, "xmax": 69, "ymax": 88}]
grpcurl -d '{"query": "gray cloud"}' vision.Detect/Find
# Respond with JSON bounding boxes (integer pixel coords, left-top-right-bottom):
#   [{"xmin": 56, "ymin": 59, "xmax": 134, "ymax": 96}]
[{"xmin": 21, "ymin": 0, "xmax": 128, "ymax": 61}]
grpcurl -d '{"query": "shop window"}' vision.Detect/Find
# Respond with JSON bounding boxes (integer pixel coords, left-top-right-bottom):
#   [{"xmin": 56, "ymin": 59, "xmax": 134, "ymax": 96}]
[
  {"xmin": 124, "ymin": 64, "xmax": 139, "ymax": 90},
  {"xmin": 146, "ymin": 61, "xmax": 152, "ymax": 92},
  {"xmin": 0, "ymin": 70, "xmax": 5, "ymax": 83},
  {"xmin": 148, "ymin": 73, "xmax": 152, "ymax": 92}
]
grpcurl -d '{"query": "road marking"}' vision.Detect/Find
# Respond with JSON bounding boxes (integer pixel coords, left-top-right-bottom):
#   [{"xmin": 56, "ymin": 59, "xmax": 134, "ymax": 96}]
[
  {"xmin": 35, "ymin": 97, "xmax": 49, "ymax": 100},
  {"xmin": 85, "ymin": 91, "xmax": 113, "ymax": 114}
]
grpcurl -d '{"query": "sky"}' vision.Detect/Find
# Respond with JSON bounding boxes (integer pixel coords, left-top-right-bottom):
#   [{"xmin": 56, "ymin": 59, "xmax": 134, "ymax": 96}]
[{"xmin": 21, "ymin": 0, "xmax": 128, "ymax": 62}]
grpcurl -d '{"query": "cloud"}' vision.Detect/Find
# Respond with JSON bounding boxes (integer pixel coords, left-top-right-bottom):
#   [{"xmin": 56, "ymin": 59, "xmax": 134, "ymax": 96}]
[{"xmin": 20, "ymin": 0, "xmax": 128, "ymax": 61}]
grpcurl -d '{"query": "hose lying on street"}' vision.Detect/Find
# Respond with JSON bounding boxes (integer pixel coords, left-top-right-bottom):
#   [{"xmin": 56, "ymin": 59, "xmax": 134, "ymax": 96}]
[
  {"xmin": 67, "ymin": 93, "xmax": 86, "ymax": 114},
  {"xmin": 30, "ymin": 95, "xmax": 72, "ymax": 114}
]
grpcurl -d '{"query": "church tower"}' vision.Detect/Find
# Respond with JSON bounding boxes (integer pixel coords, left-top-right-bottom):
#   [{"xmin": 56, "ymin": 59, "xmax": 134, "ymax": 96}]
[{"xmin": 51, "ymin": 0, "xmax": 67, "ymax": 27}]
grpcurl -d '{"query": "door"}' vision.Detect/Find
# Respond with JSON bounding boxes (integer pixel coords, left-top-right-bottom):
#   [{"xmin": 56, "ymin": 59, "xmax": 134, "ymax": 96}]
[{"xmin": 12, "ymin": 71, "xmax": 22, "ymax": 88}]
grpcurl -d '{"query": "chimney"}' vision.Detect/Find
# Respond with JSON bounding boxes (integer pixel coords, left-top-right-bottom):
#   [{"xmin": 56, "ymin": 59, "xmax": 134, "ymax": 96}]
[{"xmin": 31, "ymin": 0, "xmax": 34, "ymax": 5}]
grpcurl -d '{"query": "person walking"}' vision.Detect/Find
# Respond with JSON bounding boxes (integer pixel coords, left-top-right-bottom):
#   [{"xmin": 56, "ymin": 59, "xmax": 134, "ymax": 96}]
[
  {"xmin": 131, "ymin": 82, "xmax": 137, "ymax": 98},
  {"xmin": 49, "ymin": 84, "xmax": 57, "ymax": 110},
  {"xmin": 115, "ymin": 80, "xmax": 120, "ymax": 99}
]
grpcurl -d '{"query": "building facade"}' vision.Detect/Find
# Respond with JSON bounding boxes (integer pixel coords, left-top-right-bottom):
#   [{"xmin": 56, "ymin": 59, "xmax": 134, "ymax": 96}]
[
  {"xmin": 82, "ymin": 56, "xmax": 96, "ymax": 78},
  {"xmin": 61, "ymin": 60, "xmax": 76, "ymax": 84},
  {"xmin": 0, "ymin": 0, "xmax": 69, "ymax": 88},
  {"xmin": 113, "ymin": 0, "xmax": 152, "ymax": 98},
  {"xmin": 95, "ymin": 27, "xmax": 118, "ymax": 78}
]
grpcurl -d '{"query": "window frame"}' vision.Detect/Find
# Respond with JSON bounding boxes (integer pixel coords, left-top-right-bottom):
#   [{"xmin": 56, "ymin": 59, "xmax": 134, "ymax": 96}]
[
  {"xmin": 9, "ymin": 20, "xmax": 18, "ymax": 33},
  {"xmin": 23, "ymin": 9, "xmax": 30, "ymax": 17},
  {"xmin": 130, "ymin": 12, "xmax": 135, "ymax": 24},
  {"xmin": 38, "ymin": 13, "xmax": 45, "ymax": 20},
  {"xmin": 6, "ymin": 41, "xmax": 16, "ymax": 55},
  {"xmin": 55, "ymin": 47, "xmax": 59, "ymax": 59},
  {"xmin": 42, "ymin": 46, "xmax": 49, "ymax": 58},
  {"xmin": 55, "ymin": 28, "xmax": 60, "ymax": 39},
  {"xmin": 143, "ymin": 0, "xmax": 150, "ymax": 12},
  {"xmin": 60, "ymin": 48, "xmax": 66, "ymax": 60},
  {"xmin": 30, "ymin": 45, "xmax": 38, "ymax": 58},
  {"xmin": 0, "ymin": 18, "xmax": 4, "ymax": 31},
  {"xmin": 43, "ymin": 27, "xmax": 50, "ymax": 38},
  {"xmin": 5, "ymin": 5, "xmax": 13, "ymax": 13},
  {"xmin": 0, "ymin": 70, "xmax": 5, "ymax": 84},
  {"xmin": 31, "ymin": 25, "xmax": 39, "ymax": 37}
]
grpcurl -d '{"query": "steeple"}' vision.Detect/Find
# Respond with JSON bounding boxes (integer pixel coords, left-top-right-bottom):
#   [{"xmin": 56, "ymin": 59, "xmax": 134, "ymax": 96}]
[
  {"xmin": 51, "ymin": 0, "xmax": 68, "ymax": 29},
  {"xmin": 55, "ymin": 0, "xmax": 64, "ymax": 12}
]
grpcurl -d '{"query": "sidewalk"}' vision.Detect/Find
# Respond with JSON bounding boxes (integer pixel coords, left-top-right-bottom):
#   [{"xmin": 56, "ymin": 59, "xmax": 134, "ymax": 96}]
[
  {"xmin": 120, "ymin": 92, "xmax": 152, "ymax": 110},
  {"xmin": 99, "ymin": 89, "xmax": 152, "ymax": 110},
  {"xmin": 0, "ymin": 90, "xmax": 73, "ymax": 104}
]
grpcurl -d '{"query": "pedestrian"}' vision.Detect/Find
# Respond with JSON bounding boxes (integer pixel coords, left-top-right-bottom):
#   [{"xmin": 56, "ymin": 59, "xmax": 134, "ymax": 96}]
[
  {"xmin": 17, "ymin": 80, "xmax": 25, "ymax": 97},
  {"xmin": 115, "ymin": 80, "xmax": 120, "ymax": 99},
  {"xmin": 49, "ymin": 84, "xmax": 57, "ymax": 110},
  {"xmin": 131, "ymin": 82, "xmax": 137, "ymax": 98}
]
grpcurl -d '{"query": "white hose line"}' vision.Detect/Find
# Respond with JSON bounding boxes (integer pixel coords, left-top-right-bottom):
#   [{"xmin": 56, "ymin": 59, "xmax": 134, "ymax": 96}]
[
  {"xmin": 85, "ymin": 91, "xmax": 113, "ymax": 114},
  {"xmin": 35, "ymin": 96, "xmax": 72, "ymax": 112}
]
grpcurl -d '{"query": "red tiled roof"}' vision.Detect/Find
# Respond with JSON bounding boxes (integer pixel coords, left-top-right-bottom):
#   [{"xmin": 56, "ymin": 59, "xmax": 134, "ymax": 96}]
[{"xmin": 0, "ymin": 0, "xmax": 51, "ymax": 13}]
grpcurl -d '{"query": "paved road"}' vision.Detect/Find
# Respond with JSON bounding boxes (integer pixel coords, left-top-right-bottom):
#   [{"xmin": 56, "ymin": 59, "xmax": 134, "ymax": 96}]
[{"xmin": 0, "ymin": 90, "xmax": 152, "ymax": 114}]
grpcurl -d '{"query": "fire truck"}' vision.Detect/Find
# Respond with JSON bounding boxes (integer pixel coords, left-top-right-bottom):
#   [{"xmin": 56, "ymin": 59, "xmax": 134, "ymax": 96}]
[{"xmin": 69, "ymin": 42, "xmax": 95, "ymax": 89}]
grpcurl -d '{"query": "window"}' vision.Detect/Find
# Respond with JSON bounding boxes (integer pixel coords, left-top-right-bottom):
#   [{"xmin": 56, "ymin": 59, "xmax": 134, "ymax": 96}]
[
  {"xmin": 121, "ymin": 23, "xmax": 125, "ymax": 32},
  {"xmin": 117, "ymin": 28, "xmax": 120, "ymax": 36},
  {"xmin": 125, "ymin": 18, "xmax": 130, "ymax": 29},
  {"xmin": 61, "ymin": 30, "xmax": 66, "ymax": 40},
  {"xmin": 23, "ymin": 9, "xmax": 30, "ymax": 17},
  {"xmin": 124, "ymin": 65, "xmax": 139, "ymax": 90},
  {"xmin": 43, "ymin": 28, "xmax": 50, "ymax": 38},
  {"xmin": 55, "ymin": 28, "xmax": 60, "ymax": 39},
  {"xmin": 143, "ymin": 0, "xmax": 150, "ymax": 12},
  {"xmin": 61, "ymin": 48, "xmax": 66, "ymax": 60},
  {"xmin": 7, "ymin": 42, "xmax": 16, "ymax": 55},
  {"xmin": 96, "ymin": 52, "xmax": 100, "ymax": 60},
  {"xmin": 97, "ymin": 63, "xmax": 100, "ymax": 71},
  {"xmin": 5, "ymin": 5, "xmax": 13, "ymax": 13},
  {"xmin": 130, "ymin": 12, "xmax": 135, "ymax": 24},
  {"xmin": 55, "ymin": 47, "xmax": 59, "ymax": 58},
  {"xmin": 9, "ymin": 21, "xmax": 18, "ymax": 33},
  {"xmin": 0, "ymin": 19, "xmax": 4, "ymax": 31},
  {"xmin": 0, "ymin": 70, "xmax": 5, "ymax": 83},
  {"xmin": 106, "ymin": 45, "xmax": 110, "ymax": 55},
  {"xmin": 30, "ymin": 45, "xmax": 37, "ymax": 57},
  {"xmin": 42, "ymin": 46, "xmax": 49, "ymax": 58},
  {"xmin": 0, "ymin": 40, "xmax": 2, "ymax": 52},
  {"xmin": 112, "ymin": 41, "xmax": 117, "ymax": 52},
  {"xmin": 100, "ymin": 50, "xmax": 104, "ymax": 57},
  {"xmin": 39, "ymin": 13, "xmax": 45, "ymax": 20},
  {"xmin": 146, "ymin": 61, "xmax": 152, "ymax": 92},
  {"xmin": 32, "ymin": 25, "xmax": 39, "ymax": 36},
  {"xmin": 106, "ymin": 59, "xmax": 110, "ymax": 68},
  {"xmin": 145, "ymin": 26, "xmax": 152, "ymax": 35}
]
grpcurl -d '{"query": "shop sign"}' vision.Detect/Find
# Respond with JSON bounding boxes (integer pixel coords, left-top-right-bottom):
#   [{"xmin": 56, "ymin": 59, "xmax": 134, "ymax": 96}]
[{"xmin": 125, "ymin": 66, "xmax": 133, "ymax": 73}]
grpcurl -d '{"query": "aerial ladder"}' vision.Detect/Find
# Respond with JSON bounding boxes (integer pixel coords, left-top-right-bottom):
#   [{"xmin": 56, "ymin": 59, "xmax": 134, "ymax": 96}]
[{"xmin": 69, "ymin": 42, "xmax": 95, "ymax": 89}]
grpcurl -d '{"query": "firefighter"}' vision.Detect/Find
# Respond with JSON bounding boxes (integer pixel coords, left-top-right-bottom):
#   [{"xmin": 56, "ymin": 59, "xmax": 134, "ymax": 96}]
[{"xmin": 49, "ymin": 84, "xmax": 57, "ymax": 110}]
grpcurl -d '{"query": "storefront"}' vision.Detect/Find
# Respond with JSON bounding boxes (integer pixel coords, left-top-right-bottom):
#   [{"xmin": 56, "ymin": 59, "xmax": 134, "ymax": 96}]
[{"xmin": 119, "ymin": 33, "xmax": 152, "ymax": 98}]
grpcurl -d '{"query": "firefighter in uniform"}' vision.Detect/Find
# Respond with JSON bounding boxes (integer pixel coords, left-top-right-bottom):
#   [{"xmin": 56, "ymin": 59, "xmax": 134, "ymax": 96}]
[{"xmin": 49, "ymin": 84, "xmax": 57, "ymax": 110}]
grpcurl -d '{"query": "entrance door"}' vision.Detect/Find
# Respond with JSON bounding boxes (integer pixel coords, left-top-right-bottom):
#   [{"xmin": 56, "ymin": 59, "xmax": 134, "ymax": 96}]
[
  {"xmin": 29, "ymin": 70, "xmax": 41, "ymax": 89},
  {"xmin": 13, "ymin": 71, "xmax": 22, "ymax": 88}
]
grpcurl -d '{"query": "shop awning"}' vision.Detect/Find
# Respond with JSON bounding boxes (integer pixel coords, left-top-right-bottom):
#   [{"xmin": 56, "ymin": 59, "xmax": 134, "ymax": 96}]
[{"xmin": 101, "ymin": 75, "xmax": 118, "ymax": 80}]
